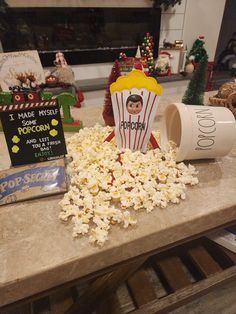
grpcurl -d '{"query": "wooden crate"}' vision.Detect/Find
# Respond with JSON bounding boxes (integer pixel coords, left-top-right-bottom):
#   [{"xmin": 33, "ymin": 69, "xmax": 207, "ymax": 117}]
[
  {"xmin": 124, "ymin": 238, "xmax": 236, "ymax": 314},
  {"xmin": 1, "ymin": 237, "xmax": 236, "ymax": 314}
]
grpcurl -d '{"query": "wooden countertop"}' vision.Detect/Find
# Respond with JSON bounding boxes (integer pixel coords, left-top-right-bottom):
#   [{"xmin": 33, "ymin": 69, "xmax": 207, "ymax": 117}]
[{"xmin": 1, "ymin": 95, "xmax": 236, "ymax": 307}]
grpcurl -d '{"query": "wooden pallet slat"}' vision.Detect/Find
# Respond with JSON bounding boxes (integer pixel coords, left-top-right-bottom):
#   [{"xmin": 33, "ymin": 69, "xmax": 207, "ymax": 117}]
[
  {"xmin": 2, "ymin": 238, "xmax": 236, "ymax": 314},
  {"xmin": 116, "ymin": 284, "xmax": 136, "ymax": 313},
  {"xmin": 179, "ymin": 252, "xmax": 205, "ymax": 282},
  {"xmin": 127, "ymin": 268, "xmax": 157, "ymax": 308},
  {"xmin": 145, "ymin": 266, "xmax": 168, "ymax": 299},
  {"xmin": 129, "ymin": 265, "xmax": 236, "ymax": 314},
  {"xmin": 218, "ymin": 246, "xmax": 236, "ymax": 264},
  {"xmin": 0, "ymin": 303, "xmax": 32, "ymax": 314},
  {"xmin": 65, "ymin": 257, "xmax": 147, "ymax": 314},
  {"xmin": 32, "ymin": 296, "xmax": 50, "ymax": 314},
  {"xmin": 188, "ymin": 245, "xmax": 222, "ymax": 277},
  {"xmin": 49, "ymin": 287, "xmax": 76, "ymax": 314},
  {"xmin": 203, "ymin": 238, "xmax": 236, "ymax": 269},
  {"xmin": 154, "ymin": 256, "xmax": 192, "ymax": 292},
  {"xmin": 96, "ymin": 293, "xmax": 123, "ymax": 314}
]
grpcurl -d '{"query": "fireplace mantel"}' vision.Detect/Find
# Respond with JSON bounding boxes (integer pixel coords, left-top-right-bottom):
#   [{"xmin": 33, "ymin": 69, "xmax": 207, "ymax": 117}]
[{"xmin": 2, "ymin": 5, "xmax": 161, "ymax": 66}]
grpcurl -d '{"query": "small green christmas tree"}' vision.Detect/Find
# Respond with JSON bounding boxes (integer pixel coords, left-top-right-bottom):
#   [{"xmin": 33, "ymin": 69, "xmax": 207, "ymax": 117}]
[
  {"xmin": 57, "ymin": 92, "xmax": 76, "ymax": 123},
  {"xmin": 141, "ymin": 32, "xmax": 155, "ymax": 74},
  {"xmin": 182, "ymin": 54, "xmax": 208, "ymax": 105},
  {"xmin": 188, "ymin": 36, "xmax": 207, "ymax": 63}
]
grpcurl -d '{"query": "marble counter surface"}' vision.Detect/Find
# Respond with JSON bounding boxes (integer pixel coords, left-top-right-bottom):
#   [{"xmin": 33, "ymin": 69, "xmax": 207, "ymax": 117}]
[{"xmin": 1, "ymin": 94, "xmax": 236, "ymax": 307}]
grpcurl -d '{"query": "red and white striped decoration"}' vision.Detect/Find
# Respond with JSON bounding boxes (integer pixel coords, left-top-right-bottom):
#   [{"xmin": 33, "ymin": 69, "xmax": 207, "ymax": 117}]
[
  {"xmin": 111, "ymin": 88, "xmax": 160, "ymax": 153},
  {"xmin": 0, "ymin": 100, "xmax": 57, "ymax": 112}
]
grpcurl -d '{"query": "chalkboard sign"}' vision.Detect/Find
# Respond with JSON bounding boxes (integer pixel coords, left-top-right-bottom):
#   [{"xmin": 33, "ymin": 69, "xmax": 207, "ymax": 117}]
[{"xmin": 0, "ymin": 100, "xmax": 67, "ymax": 166}]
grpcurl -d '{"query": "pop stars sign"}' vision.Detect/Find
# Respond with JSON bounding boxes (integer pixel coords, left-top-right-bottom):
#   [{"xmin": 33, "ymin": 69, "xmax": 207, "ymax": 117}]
[{"xmin": 109, "ymin": 70, "xmax": 163, "ymax": 152}]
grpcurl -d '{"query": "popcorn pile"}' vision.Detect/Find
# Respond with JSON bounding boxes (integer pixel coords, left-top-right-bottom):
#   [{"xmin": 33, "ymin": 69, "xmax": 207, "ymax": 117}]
[{"xmin": 59, "ymin": 125, "xmax": 198, "ymax": 246}]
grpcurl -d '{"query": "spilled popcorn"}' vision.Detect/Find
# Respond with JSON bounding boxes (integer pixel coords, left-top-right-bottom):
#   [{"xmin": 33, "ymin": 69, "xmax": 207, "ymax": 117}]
[{"xmin": 59, "ymin": 125, "xmax": 198, "ymax": 246}]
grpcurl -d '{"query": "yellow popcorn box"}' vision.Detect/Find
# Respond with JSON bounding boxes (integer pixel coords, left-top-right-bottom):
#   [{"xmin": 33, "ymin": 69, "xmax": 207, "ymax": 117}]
[{"xmin": 110, "ymin": 70, "xmax": 162, "ymax": 152}]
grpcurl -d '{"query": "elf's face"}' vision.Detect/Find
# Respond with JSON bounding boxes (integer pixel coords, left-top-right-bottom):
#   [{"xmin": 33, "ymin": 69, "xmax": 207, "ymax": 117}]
[{"xmin": 127, "ymin": 100, "xmax": 142, "ymax": 115}]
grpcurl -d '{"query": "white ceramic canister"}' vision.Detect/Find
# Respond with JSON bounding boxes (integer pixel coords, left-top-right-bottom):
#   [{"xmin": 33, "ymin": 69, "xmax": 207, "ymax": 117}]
[{"xmin": 159, "ymin": 103, "xmax": 236, "ymax": 162}]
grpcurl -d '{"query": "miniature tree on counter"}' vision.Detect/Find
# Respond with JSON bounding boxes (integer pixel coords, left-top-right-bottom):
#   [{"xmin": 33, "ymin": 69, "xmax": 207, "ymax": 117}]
[
  {"xmin": 141, "ymin": 32, "xmax": 155, "ymax": 74},
  {"xmin": 56, "ymin": 92, "xmax": 76, "ymax": 123},
  {"xmin": 182, "ymin": 54, "xmax": 209, "ymax": 105},
  {"xmin": 56, "ymin": 92, "xmax": 83, "ymax": 132},
  {"xmin": 102, "ymin": 60, "xmax": 121, "ymax": 126},
  {"xmin": 188, "ymin": 36, "xmax": 207, "ymax": 63}
]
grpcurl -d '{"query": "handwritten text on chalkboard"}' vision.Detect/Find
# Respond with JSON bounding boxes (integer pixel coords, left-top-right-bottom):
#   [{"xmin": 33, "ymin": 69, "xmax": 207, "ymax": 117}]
[{"xmin": 0, "ymin": 100, "xmax": 67, "ymax": 166}]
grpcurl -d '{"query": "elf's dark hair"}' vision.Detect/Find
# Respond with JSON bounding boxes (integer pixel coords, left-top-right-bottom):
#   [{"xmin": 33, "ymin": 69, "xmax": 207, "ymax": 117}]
[{"xmin": 126, "ymin": 94, "xmax": 143, "ymax": 108}]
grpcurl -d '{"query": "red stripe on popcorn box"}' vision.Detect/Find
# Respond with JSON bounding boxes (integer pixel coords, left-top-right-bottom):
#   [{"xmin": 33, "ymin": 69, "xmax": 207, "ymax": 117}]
[{"xmin": 0, "ymin": 100, "xmax": 57, "ymax": 112}]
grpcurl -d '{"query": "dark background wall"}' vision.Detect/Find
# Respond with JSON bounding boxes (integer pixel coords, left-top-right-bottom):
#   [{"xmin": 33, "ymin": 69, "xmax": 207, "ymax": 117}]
[{"xmin": 214, "ymin": 0, "xmax": 236, "ymax": 62}]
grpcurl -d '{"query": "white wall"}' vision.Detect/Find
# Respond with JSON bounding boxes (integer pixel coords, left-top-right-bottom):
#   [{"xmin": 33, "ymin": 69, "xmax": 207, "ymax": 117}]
[
  {"xmin": 72, "ymin": 63, "xmax": 112, "ymax": 81},
  {"xmin": 83, "ymin": 79, "xmax": 189, "ymax": 107},
  {"xmin": 182, "ymin": 0, "xmax": 226, "ymax": 61},
  {"xmin": 159, "ymin": 0, "xmax": 187, "ymax": 46}
]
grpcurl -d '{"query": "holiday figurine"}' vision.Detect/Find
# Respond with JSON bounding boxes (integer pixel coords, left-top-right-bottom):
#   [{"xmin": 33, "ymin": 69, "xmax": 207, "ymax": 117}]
[
  {"xmin": 54, "ymin": 51, "xmax": 68, "ymax": 68},
  {"xmin": 52, "ymin": 51, "xmax": 75, "ymax": 85},
  {"xmin": 44, "ymin": 52, "xmax": 84, "ymax": 108},
  {"xmin": 155, "ymin": 51, "xmax": 171, "ymax": 76}
]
